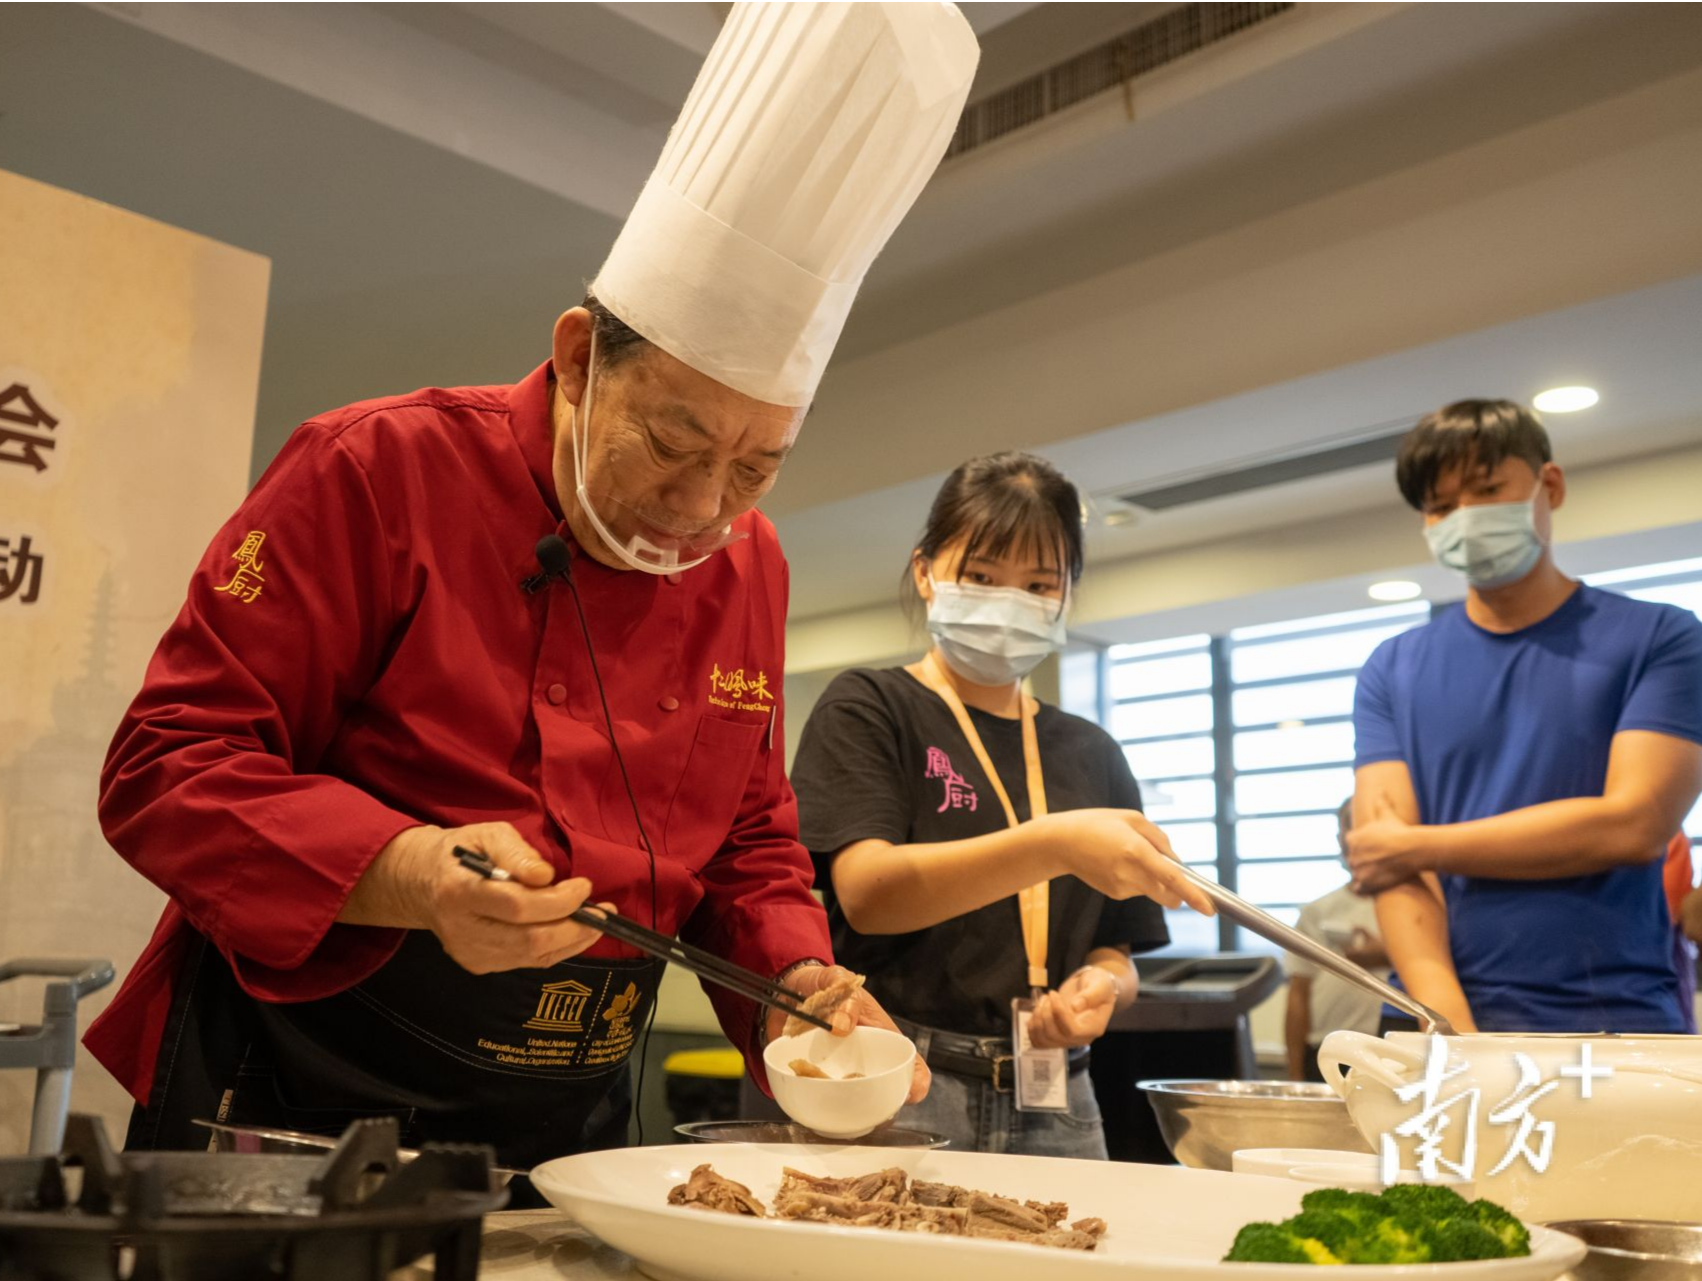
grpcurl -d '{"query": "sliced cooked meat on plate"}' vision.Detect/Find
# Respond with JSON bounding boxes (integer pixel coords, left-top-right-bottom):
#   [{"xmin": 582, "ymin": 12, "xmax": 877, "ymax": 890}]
[
  {"xmin": 671, "ymin": 1164, "xmax": 1104, "ymax": 1251},
  {"xmin": 667, "ymin": 1164, "xmax": 767, "ymax": 1217}
]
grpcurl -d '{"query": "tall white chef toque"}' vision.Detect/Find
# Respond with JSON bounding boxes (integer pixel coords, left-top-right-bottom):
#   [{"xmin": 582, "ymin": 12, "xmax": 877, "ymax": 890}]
[{"xmin": 592, "ymin": 1, "xmax": 980, "ymax": 409}]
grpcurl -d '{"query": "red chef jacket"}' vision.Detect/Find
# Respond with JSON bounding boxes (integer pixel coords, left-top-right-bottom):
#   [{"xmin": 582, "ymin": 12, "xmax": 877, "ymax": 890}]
[{"xmin": 87, "ymin": 360, "xmax": 832, "ymax": 1108}]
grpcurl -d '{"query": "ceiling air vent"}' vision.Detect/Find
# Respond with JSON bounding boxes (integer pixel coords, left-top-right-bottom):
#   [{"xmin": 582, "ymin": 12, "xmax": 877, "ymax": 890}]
[
  {"xmin": 946, "ymin": 2, "xmax": 1294, "ymax": 160},
  {"xmin": 1112, "ymin": 422, "xmax": 1411, "ymax": 513}
]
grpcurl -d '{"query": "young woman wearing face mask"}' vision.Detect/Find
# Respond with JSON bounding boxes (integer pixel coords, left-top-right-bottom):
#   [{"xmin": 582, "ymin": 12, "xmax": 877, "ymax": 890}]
[{"xmin": 788, "ymin": 452, "xmax": 1214, "ymax": 1157}]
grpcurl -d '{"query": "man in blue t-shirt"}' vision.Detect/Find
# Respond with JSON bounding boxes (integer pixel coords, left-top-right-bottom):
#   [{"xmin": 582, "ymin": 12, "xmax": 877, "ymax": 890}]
[{"xmin": 1348, "ymin": 399, "xmax": 1702, "ymax": 1034}]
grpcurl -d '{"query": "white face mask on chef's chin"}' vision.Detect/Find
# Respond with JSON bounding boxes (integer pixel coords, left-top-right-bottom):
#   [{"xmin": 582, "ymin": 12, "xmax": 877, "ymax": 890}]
[
  {"xmin": 1423, "ymin": 493, "xmax": 1546, "ymax": 590},
  {"xmin": 569, "ymin": 332, "xmax": 745, "ymax": 576},
  {"xmin": 925, "ymin": 578, "xmax": 1068, "ymax": 687}
]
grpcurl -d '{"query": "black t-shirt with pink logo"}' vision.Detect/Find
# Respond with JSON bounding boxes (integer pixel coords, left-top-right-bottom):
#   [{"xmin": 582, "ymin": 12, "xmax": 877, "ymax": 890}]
[{"xmin": 791, "ymin": 666, "xmax": 1170, "ymax": 1038}]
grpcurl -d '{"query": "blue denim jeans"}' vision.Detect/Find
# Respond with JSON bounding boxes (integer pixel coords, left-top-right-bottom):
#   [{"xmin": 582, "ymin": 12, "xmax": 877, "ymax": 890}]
[{"xmin": 895, "ymin": 1024, "xmax": 1108, "ymax": 1159}]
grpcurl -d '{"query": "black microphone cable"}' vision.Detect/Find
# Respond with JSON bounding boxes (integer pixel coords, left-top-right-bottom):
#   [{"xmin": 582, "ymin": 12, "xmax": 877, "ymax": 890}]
[{"xmin": 531, "ymin": 534, "xmax": 663, "ymax": 1143}]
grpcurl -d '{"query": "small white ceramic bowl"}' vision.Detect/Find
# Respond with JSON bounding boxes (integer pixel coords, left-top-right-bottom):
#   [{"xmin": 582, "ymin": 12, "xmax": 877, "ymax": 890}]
[
  {"xmin": 762, "ymin": 1026, "xmax": 915, "ymax": 1139},
  {"xmin": 1232, "ymin": 1148, "xmax": 1381, "ymax": 1180},
  {"xmin": 1288, "ymin": 1161, "xmax": 1476, "ymax": 1199}
]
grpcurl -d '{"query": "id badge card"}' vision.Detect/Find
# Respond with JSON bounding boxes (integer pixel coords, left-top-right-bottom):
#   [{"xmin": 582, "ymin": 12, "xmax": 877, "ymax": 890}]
[{"xmin": 1010, "ymin": 997, "xmax": 1069, "ymax": 1112}]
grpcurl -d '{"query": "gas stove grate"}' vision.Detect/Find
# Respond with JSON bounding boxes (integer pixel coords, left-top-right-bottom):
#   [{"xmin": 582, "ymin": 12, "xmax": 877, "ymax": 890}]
[{"xmin": 0, "ymin": 1115, "xmax": 507, "ymax": 1281}]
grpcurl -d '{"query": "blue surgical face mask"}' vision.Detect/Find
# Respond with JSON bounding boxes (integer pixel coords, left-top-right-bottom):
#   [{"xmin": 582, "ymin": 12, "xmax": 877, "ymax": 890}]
[
  {"xmin": 1423, "ymin": 494, "xmax": 1545, "ymax": 589},
  {"xmin": 926, "ymin": 578, "xmax": 1067, "ymax": 686}
]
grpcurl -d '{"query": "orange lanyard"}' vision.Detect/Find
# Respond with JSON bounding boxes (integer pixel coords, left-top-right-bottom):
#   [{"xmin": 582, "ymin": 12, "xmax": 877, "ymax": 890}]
[{"xmin": 916, "ymin": 652, "xmax": 1050, "ymax": 992}]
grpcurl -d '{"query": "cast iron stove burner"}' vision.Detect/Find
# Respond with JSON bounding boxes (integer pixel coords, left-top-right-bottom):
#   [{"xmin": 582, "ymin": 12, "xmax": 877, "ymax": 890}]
[{"xmin": 0, "ymin": 1114, "xmax": 506, "ymax": 1280}]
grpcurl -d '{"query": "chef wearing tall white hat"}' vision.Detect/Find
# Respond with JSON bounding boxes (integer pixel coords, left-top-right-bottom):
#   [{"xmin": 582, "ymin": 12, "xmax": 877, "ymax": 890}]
[{"xmin": 88, "ymin": 2, "xmax": 979, "ymax": 1170}]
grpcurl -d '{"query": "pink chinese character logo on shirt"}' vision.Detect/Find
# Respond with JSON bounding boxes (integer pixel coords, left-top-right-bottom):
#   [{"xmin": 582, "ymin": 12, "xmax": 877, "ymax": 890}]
[{"xmin": 925, "ymin": 747, "xmax": 978, "ymax": 813}]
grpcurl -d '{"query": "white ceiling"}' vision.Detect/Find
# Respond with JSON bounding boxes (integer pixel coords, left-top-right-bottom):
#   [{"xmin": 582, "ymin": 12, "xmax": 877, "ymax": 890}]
[
  {"xmin": 2, "ymin": 1, "xmax": 1698, "ymax": 632},
  {"xmin": 834, "ymin": 1, "xmax": 1702, "ymax": 364}
]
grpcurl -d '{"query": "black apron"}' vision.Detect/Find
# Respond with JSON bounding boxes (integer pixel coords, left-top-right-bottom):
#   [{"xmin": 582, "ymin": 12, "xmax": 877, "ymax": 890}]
[{"xmin": 127, "ymin": 930, "xmax": 661, "ymax": 1171}]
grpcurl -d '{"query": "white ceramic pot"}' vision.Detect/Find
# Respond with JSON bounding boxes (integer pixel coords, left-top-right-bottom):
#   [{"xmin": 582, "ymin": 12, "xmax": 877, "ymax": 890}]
[{"xmin": 1317, "ymin": 1030, "xmax": 1702, "ymax": 1223}]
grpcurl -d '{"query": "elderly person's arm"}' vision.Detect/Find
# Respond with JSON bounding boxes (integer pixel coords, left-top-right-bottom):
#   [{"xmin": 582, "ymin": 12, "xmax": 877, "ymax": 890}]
[
  {"xmin": 100, "ymin": 425, "xmax": 424, "ymax": 1003},
  {"xmin": 677, "ymin": 557, "xmax": 924, "ymax": 1101}
]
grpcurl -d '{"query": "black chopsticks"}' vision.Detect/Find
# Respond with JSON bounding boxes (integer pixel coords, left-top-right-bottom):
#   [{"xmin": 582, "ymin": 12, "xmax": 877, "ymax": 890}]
[{"xmin": 451, "ymin": 845, "xmax": 831, "ymax": 1032}]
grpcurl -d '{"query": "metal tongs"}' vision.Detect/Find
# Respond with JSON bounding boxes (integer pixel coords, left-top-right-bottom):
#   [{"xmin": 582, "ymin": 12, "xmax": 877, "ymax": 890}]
[{"xmin": 1178, "ymin": 864, "xmax": 1457, "ymax": 1035}]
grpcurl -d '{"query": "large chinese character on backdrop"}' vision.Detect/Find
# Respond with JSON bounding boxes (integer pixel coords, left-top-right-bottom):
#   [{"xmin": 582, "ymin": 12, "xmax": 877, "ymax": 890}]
[
  {"xmin": 0, "ymin": 382, "xmax": 59, "ymax": 474},
  {"xmin": 0, "ymin": 535, "xmax": 45, "ymax": 605}
]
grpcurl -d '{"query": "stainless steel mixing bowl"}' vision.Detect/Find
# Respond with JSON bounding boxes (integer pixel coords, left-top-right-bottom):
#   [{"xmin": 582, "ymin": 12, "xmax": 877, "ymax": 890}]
[
  {"xmin": 1546, "ymin": 1221, "xmax": 1702, "ymax": 1281},
  {"xmin": 1136, "ymin": 1079, "xmax": 1374, "ymax": 1171}
]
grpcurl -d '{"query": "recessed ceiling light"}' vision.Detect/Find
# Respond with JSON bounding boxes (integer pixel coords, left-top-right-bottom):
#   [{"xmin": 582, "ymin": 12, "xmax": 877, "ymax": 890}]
[
  {"xmin": 1103, "ymin": 509, "xmax": 1139, "ymax": 528},
  {"xmin": 1369, "ymin": 580, "xmax": 1422, "ymax": 602},
  {"xmin": 1533, "ymin": 385, "xmax": 1599, "ymax": 413}
]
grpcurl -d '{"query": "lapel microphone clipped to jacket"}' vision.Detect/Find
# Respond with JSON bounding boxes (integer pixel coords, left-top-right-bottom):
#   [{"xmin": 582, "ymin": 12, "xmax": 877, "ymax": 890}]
[{"xmin": 520, "ymin": 534, "xmax": 574, "ymax": 594}]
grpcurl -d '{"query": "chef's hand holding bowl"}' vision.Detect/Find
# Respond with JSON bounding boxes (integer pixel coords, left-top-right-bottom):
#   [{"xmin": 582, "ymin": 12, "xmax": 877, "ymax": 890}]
[{"xmin": 763, "ymin": 965, "xmax": 926, "ymax": 1138}]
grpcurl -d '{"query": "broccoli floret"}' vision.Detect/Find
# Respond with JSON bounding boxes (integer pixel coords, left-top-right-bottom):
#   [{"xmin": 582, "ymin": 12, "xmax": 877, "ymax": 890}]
[
  {"xmin": 1466, "ymin": 1198, "xmax": 1532, "ymax": 1256},
  {"xmin": 1377, "ymin": 1182, "xmax": 1470, "ymax": 1223},
  {"xmin": 1341, "ymin": 1215, "xmax": 1433, "ymax": 1264},
  {"xmin": 1287, "ymin": 1210, "xmax": 1359, "ymax": 1256},
  {"xmin": 1224, "ymin": 1222, "xmax": 1313, "ymax": 1263},
  {"xmin": 1298, "ymin": 1187, "xmax": 1384, "ymax": 1227},
  {"xmin": 1223, "ymin": 1188, "xmax": 1530, "ymax": 1265},
  {"xmin": 1294, "ymin": 1237, "xmax": 1345, "ymax": 1266},
  {"xmin": 1426, "ymin": 1219, "xmax": 1510, "ymax": 1262}
]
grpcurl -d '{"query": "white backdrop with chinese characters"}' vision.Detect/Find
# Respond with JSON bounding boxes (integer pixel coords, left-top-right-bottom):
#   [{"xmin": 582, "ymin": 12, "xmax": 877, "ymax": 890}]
[{"xmin": 0, "ymin": 167, "xmax": 269, "ymax": 1152}]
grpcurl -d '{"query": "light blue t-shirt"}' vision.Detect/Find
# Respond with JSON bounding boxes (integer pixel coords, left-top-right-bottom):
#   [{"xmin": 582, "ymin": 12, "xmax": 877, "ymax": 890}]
[{"xmin": 1354, "ymin": 585, "xmax": 1702, "ymax": 1033}]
